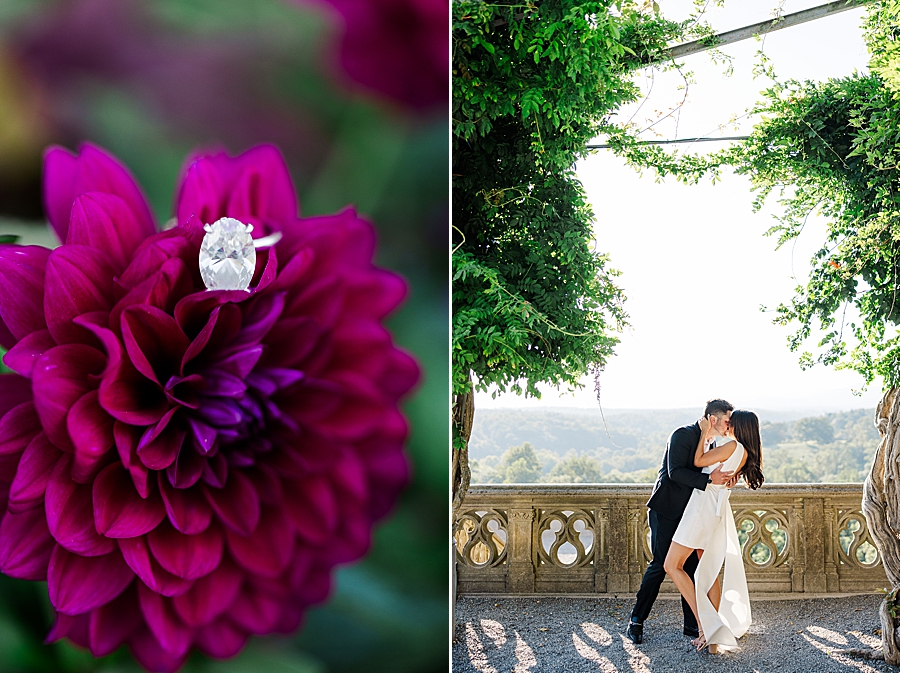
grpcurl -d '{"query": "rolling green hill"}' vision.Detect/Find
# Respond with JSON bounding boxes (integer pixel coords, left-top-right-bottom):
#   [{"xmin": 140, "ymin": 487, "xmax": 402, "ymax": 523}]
[{"xmin": 469, "ymin": 407, "xmax": 880, "ymax": 484}]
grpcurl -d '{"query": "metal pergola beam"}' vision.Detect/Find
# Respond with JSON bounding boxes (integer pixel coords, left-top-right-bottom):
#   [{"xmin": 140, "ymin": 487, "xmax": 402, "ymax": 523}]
[{"xmin": 656, "ymin": 0, "xmax": 871, "ymax": 63}]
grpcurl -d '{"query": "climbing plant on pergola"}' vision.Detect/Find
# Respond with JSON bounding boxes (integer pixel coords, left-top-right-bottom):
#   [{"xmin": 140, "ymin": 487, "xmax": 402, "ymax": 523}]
[{"xmin": 451, "ymin": 0, "xmax": 698, "ymax": 512}]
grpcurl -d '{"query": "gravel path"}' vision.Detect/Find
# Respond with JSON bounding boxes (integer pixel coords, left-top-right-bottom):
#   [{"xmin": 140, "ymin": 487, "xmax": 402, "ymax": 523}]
[{"xmin": 453, "ymin": 594, "xmax": 896, "ymax": 673}]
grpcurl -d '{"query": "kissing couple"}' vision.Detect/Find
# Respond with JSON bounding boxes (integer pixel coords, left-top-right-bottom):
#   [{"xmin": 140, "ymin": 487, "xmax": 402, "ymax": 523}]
[{"xmin": 626, "ymin": 399, "xmax": 765, "ymax": 653}]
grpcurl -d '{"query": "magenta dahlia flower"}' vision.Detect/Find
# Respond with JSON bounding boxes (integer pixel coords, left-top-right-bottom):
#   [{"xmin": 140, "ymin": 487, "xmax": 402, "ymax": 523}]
[{"xmin": 0, "ymin": 143, "xmax": 418, "ymax": 671}]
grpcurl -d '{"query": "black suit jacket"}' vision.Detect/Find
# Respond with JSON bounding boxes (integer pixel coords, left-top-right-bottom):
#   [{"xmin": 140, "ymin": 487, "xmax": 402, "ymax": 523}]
[{"xmin": 646, "ymin": 421, "xmax": 710, "ymax": 520}]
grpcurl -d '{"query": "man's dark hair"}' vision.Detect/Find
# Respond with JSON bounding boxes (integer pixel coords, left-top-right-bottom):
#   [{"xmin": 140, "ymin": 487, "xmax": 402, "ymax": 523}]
[{"xmin": 704, "ymin": 398, "xmax": 734, "ymax": 418}]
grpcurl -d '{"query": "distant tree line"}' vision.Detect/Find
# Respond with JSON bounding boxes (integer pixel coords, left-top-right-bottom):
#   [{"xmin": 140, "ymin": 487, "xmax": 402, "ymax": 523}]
[{"xmin": 471, "ymin": 408, "xmax": 879, "ymax": 484}]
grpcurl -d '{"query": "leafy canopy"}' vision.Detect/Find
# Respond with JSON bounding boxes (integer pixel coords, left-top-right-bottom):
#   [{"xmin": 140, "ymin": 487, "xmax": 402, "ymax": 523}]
[
  {"xmin": 452, "ymin": 0, "xmax": 686, "ymax": 398},
  {"xmin": 609, "ymin": 1, "xmax": 900, "ymax": 389}
]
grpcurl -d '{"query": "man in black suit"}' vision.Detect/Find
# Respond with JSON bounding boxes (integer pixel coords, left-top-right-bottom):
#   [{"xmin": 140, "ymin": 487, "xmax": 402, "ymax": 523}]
[{"xmin": 626, "ymin": 399, "xmax": 734, "ymax": 644}]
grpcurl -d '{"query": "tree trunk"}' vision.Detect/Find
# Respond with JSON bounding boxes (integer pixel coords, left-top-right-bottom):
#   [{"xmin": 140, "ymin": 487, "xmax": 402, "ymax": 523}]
[
  {"xmin": 451, "ymin": 374, "xmax": 475, "ymax": 635},
  {"xmin": 452, "ymin": 376, "xmax": 475, "ymax": 515},
  {"xmin": 862, "ymin": 386, "xmax": 900, "ymax": 664}
]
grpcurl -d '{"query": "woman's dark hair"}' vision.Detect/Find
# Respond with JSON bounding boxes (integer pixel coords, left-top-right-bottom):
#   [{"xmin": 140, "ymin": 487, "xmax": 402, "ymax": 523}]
[{"xmin": 731, "ymin": 409, "xmax": 764, "ymax": 490}]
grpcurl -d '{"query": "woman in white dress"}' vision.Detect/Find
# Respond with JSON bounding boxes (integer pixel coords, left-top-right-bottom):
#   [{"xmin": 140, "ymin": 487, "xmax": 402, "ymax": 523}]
[{"xmin": 663, "ymin": 410, "xmax": 765, "ymax": 653}]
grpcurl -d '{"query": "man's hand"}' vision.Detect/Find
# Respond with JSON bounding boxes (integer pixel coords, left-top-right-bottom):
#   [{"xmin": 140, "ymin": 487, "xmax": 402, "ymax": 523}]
[
  {"xmin": 708, "ymin": 464, "xmax": 733, "ymax": 486},
  {"xmin": 725, "ymin": 473, "xmax": 740, "ymax": 489}
]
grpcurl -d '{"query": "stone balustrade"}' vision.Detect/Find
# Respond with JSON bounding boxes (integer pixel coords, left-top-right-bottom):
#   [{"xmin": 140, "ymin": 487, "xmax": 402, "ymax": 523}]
[{"xmin": 454, "ymin": 484, "xmax": 885, "ymax": 595}]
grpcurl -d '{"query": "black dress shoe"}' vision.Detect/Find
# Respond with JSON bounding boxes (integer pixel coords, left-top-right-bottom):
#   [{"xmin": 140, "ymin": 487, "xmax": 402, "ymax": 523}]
[
  {"xmin": 626, "ymin": 621, "xmax": 643, "ymax": 644},
  {"xmin": 683, "ymin": 626, "xmax": 700, "ymax": 638}
]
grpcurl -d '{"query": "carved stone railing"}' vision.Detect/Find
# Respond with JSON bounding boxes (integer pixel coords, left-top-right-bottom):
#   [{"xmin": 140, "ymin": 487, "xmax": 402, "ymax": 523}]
[{"xmin": 454, "ymin": 484, "xmax": 884, "ymax": 595}]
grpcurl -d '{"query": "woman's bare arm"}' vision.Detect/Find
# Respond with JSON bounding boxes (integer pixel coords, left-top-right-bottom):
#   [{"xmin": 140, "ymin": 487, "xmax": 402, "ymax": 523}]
[{"xmin": 695, "ymin": 439, "xmax": 738, "ymax": 468}]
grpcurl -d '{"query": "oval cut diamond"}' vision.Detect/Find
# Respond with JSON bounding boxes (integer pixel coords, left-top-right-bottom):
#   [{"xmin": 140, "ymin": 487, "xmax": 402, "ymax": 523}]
[{"xmin": 199, "ymin": 217, "xmax": 256, "ymax": 291}]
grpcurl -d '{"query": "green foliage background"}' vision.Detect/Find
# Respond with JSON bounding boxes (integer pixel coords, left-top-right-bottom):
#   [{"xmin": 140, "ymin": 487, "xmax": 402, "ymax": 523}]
[
  {"xmin": 452, "ymin": 0, "xmax": 692, "ymax": 401},
  {"xmin": 0, "ymin": 1, "xmax": 447, "ymax": 672}
]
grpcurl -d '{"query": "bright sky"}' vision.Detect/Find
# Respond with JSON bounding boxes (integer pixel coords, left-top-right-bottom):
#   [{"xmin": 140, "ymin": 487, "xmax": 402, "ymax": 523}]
[{"xmin": 476, "ymin": 0, "xmax": 886, "ymax": 413}]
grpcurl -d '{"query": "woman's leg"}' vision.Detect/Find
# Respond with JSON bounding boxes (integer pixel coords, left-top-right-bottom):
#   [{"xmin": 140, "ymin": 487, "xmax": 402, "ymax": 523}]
[
  {"xmin": 696, "ymin": 550, "xmax": 722, "ymax": 611},
  {"xmin": 664, "ymin": 541, "xmax": 701, "ymax": 631}
]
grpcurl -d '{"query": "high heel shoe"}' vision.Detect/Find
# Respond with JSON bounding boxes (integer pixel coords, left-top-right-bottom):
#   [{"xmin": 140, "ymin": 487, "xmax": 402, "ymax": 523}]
[{"xmin": 691, "ymin": 634, "xmax": 706, "ymax": 651}]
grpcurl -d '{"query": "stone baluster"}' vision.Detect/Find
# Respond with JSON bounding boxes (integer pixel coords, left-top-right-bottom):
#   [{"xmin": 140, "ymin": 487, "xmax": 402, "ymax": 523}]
[{"xmin": 507, "ymin": 508, "xmax": 535, "ymax": 592}]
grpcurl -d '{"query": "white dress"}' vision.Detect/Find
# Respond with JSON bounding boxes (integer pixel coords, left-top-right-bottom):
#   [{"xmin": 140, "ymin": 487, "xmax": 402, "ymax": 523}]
[{"xmin": 671, "ymin": 441, "xmax": 751, "ymax": 650}]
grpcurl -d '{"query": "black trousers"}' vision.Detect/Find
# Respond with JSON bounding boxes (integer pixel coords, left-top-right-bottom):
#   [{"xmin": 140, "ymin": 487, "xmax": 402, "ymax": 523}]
[{"xmin": 630, "ymin": 508, "xmax": 698, "ymax": 631}]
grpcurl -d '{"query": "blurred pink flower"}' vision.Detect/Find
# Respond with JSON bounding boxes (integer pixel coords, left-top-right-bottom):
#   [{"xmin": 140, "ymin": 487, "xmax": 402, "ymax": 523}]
[
  {"xmin": 307, "ymin": 0, "xmax": 448, "ymax": 111},
  {"xmin": 0, "ymin": 143, "xmax": 418, "ymax": 671}
]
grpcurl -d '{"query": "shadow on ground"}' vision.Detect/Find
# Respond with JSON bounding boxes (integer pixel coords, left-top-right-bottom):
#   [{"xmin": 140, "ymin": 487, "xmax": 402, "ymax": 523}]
[{"xmin": 453, "ymin": 594, "xmax": 892, "ymax": 673}]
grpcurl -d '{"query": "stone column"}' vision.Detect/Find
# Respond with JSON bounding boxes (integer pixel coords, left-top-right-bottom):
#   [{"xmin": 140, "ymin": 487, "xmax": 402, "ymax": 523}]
[
  {"xmin": 507, "ymin": 508, "xmax": 535, "ymax": 592},
  {"xmin": 607, "ymin": 503, "xmax": 630, "ymax": 593},
  {"xmin": 803, "ymin": 497, "xmax": 827, "ymax": 593}
]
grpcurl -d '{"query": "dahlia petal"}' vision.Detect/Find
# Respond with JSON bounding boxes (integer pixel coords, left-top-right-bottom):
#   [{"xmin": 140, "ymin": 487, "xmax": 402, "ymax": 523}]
[
  {"xmin": 46, "ymin": 455, "xmax": 116, "ymax": 555},
  {"xmin": 118, "ymin": 536, "xmax": 193, "ymax": 597},
  {"xmin": 203, "ymin": 471, "xmax": 260, "ymax": 536},
  {"xmin": 343, "ymin": 269, "xmax": 408, "ymax": 318},
  {"xmin": 148, "ymin": 520, "xmax": 223, "ymax": 580},
  {"xmin": 225, "ymin": 145, "xmax": 298, "ymax": 225},
  {"xmin": 32, "ymin": 344, "xmax": 105, "ymax": 451},
  {"xmin": 196, "ymin": 399, "xmax": 243, "ymax": 427},
  {"xmin": 285, "ymin": 275, "xmax": 344, "ymax": 328},
  {"xmin": 181, "ymin": 303, "xmax": 241, "ymax": 370},
  {"xmin": 0, "ymin": 401, "xmax": 41, "ymax": 459},
  {"xmin": 166, "ymin": 445, "xmax": 206, "ymax": 489},
  {"xmin": 195, "ymin": 617, "xmax": 248, "ymax": 659},
  {"xmin": 281, "ymin": 377, "xmax": 343, "ymax": 425},
  {"xmin": 332, "ymin": 449, "xmax": 369, "ymax": 503},
  {"xmin": 8, "ymin": 433, "xmax": 62, "ymax": 513},
  {"xmin": 380, "ymin": 348, "xmax": 421, "ymax": 400},
  {"xmin": 303, "ymin": 208, "xmax": 376, "ymax": 271},
  {"xmin": 43, "ymin": 143, "xmax": 155, "ymax": 245},
  {"xmin": 68, "ymin": 391, "xmax": 115, "ymax": 482},
  {"xmin": 227, "ymin": 505, "xmax": 294, "ymax": 578},
  {"xmin": 48, "ymin": 545, "xmax": 133, "ymax": 614},
  {"xmin": 201, "ymin": 454, "xmax": 226, "ymax": 489},
  {"xmin": 232, "ymin": 291, "xmax": 284, "ymax": 349},
  {"xmin": 45, "ymin": 612, "xmax": 90, "ymax": 646},
  {"xmin": 67, "ymin": 192, "xmax": 148, "ymax": 271},
  {"xmin": 174, "ymin": 291, "xmax": 249, "ymax": 341},
  {"xmin": 0, "ymin": 317, "xmax": 13, "ymax": 350},
  {"xmin": 117, "ymin": 233, "xmax": 196, "ymax": 300},
  {"xmin": 329, "ymin": 511, "xmax": 372, "ymax": 564},
  {"xmin": 246, "ymin": 463, "xmax": 284, "ymax": 506},
  {"xmin": 2, "ymin": 329, "xmax": 55, "ymax": 377},
  {"xmin": 201, "ymin": 371, "xmax": 246, "ymax": 399},
  {"xmin": 137, "ymin": 412, "xmax": 185, "ymax": 471},
  {"xmin": 99, "ymin": 352, "xmax": 169, "ymax": 425},
  {"xmin": 0, "ymin": 245, "xmax": 50, "ymax": 340},
  {"xmin": 316, "ymin": 373, "xmax": 386, "ymax": 439},
  {"xmin": 296, "ymin": 564, "xmax": 332, "ymax": 605},
  {"xmin": 268, "ymin": 246, "xmax": 313, "ymax": 293},
  {"xmin": 186, "ymin": 417, "xmax": 217, "ymax": 455},
  {"xmin": 44, "ymin": 245, "xmax": 115, "ymax": 345},
  {"xmin": 93, "ymin": 463, "xmax": 166, "ymax": 538},
  {"xmin": 172, "ymin": 558, "xmax": 242, "ymax": 627},
  {"xmin": 111, "ymin": 258, "xmax": 194, "ymax": 336},
  {"xmin": 0, "ymin": 507, "xmax": 55, "ymax": 579},
  {"xmin": 158, "ymin": 473, "xmax": 212, "ymax": 534},
  {"xmin": 137, "ymin": 582, "xmax": 195, "ymax": 658},
  {"xmin": 284, "ymin": 476, "xmax": 337, "ymax": 545},
  {"xmin": 113, "ymin": 422, "xmax": 153, "ymax": 498},
  {"xmin": 128, "ymin": 626, "xmax": 190, "ymax": 673},
  {"xmin": 250, "ymin": 245, "xmax": 278, "ymax": 293},
  {"xmin": 165, "ymin": 373, "xmax": 203, "ymax": 409},
  {"xmin": 89, "ymin": 584, "xmax": 143, "ymax": 657},
  {"xmin": 228, "ymin": 585, "xmax": 282, "ymax": 635},
  {"xmin": 121, "ymin": 305, "xmax": 190, "ymax": 384},
  {"xmin": 0, "ymin": 374, "xmax": 35, "ymax": 420},
  {"xmin": 175, "ymin": 156, "xmax": 225, "ymax": 227},
  {"xmin": 213, "ymin": 345, "xmax": 264, "ymax": 379}
]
